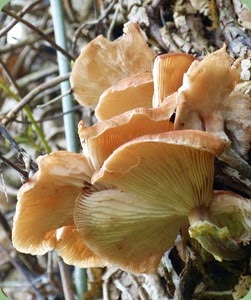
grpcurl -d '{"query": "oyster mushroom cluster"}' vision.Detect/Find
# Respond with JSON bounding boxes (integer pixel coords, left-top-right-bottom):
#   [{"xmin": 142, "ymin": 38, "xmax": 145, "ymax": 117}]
[{"xmin": 12, "ymin": 22, "xmax": 251, "ymax": 274}]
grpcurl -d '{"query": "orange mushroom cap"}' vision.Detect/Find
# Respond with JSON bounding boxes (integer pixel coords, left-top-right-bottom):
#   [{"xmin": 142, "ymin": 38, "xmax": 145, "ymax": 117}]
[
  {"xmin": 12, "ymin": 151, "xmax": 93, "ymax": 255},
  {"xmin": 174, "ymin": 45, "xmax": 241, "ymax": 132},
  {"xmin": 95, "ymin": 72, "xmax": 153, "ymax": 121},
  {"xmin": 70, "ymin": 22, "xmax": 155, "ymax": 108},
  {"xmin": 152, "ymin": 53, "xmax": 195, "ymax": 107},
  {"xmin": 55, "ymin": 225, "xmax": 106, "ymax": 268},
  {"xmin": 79, "ymin": 105, "xmax": 174, "ymax": 170}
]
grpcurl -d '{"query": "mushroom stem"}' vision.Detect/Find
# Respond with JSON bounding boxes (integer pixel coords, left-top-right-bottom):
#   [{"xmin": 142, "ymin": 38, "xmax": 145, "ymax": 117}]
[
  {"xmin": 188, "ymin": 206, "xmax": 210, "ymax": 225},
  {"xmin": 187, "ymin": 207, "xmax": 247, "ymax": 261}
]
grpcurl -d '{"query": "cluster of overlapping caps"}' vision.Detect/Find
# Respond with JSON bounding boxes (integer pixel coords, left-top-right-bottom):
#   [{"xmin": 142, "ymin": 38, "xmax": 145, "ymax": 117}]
[{"xmin": 12, "ymin": 22, "xmax": 251, "ymax": 274}]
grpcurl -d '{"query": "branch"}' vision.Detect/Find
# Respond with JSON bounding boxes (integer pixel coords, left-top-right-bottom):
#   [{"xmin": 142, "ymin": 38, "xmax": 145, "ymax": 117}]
[
  {"xmin": 2, "ymin": 7, "xmax": 75, "ymax": 61},
  {"xmin": 2, "ymin": 73, "xmax": 70, "ymax": 126}
]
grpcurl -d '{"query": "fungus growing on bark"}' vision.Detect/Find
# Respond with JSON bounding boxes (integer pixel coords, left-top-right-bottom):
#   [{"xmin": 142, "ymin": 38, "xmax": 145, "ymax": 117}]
[
  {"xmin": 70, "ymin": 22, "xmax": 155, "ymax": 108},
  {"xmin": 189, "ymin": 190, "xmax": 251, "ymax": 261},
  {"xmin": 12, "ymin": 151, "xmax": 104, "ymax": 267},
  {"xmin": 74, "ymin": 130, "xmax": 236, "ymax": 274},
  {"xmin": 12, "ymin": 28, "xmax": 251, "ymax": 277},
  {"xmin": 174, "ymin": 46, "xmax": 241, "ymax": 132}
]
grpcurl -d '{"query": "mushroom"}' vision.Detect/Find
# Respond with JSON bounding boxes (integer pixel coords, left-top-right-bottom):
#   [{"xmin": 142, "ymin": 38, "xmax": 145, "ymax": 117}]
[
  {"xmin": 70, "ymin": 22, "xmax": 155, "ymax": 108},
  {"xmin": 95, "ymin": 71, "xmax": 154, "ymax": 121},
  {"xmin": 210, "ymin": 190, "xmax": 251, "ymax": 244},
  {"xmin": 56, "ymin": 225, "xmax": 105, "ymax": 268},
  {"xmin": 152, "ymin": 53, "xmax": 195, "ymax": 107},
  {"xmin": 174, "ymin": 45, "xmax": 241, "ymax": 132},
  {"xmin": 189, "ymin": 190, "xmax": 251, "ymax": 261},
  {"xmin": 173, "ymin": 45, "xmax": 251, "ymax": 183},
  {"xmin": 12, "ymin": 151, "xmax": 104, "ymax": 267},
  {"xmin": 79, "ymin": 105, "xmax": 175, "ymax": 171},
  {"xmin": 74, "ymin": 130, "xmax": 231, "ymax": 274}
]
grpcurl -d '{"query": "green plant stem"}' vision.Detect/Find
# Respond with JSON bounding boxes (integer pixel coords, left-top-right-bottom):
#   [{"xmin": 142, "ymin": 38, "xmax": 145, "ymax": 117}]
[
  {"xmin": 0, "ymin": 82, "xmax": 51, "ymax": 153},
  {"xmin": 50, "ymin": 0, "xmax": 87, "ymax": 299}
]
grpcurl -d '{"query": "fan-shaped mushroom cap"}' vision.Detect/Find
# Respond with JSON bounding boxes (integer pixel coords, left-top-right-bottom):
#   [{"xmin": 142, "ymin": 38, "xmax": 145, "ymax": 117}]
[
  {"xmin": 95, "ymin": 72, "xmax": 153, "ymax": 121},
  {"xmin": 74, "ymin": 131, "xmax": 227, "ymax": 273},
  {"xmin": 92, "ymin": 131, "xmax": 227, "ymax": 213},
  {"xmin": 75, "ymin": 189, "xmax": 187, "ymax": 274},
  {"xmin": 152, "ymin": 53, "xmax": 195, "ymax": 107},
  {"xmin": 79, "ymin": 105, "xmax": 174, "ymax": 170},
  {"xmin": 175, "ymin": 46, "xmax": 241, "ymax": 132},
  {"xmin": 12, "ymin": 151, "xmax": 93, "ymax": 255},
  {"xmin": 70, "ymin": 22, "xmax": 155, "ymax": 108},
  {"xmin": 55, "ymin": 225, "xmax": 106, "ymax": 268}
]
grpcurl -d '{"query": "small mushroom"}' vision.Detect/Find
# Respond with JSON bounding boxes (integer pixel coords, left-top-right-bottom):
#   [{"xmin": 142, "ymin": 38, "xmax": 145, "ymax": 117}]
[
  {"xmin": 79, "ymin": 105, "xmax": 174, "ymax": 171},
  {"xmin": 174, "ymin": 45, "xmax": 241, "ymax": 132},
  {"xmin": 95, "ymin": 72, "xmax": 153, "ymax": 121},
  {"xmin": 74, "ymin": 130, "xmax": 228, "ymax": 274},
  {"xmin": 172, "ymin": 46, "xmax": 251, "ymax": 182},
  {"xmin": 152, "ymin": 53, "xmax": 195, "ymax": 107},
  {"xmin": 210, "ymin": 190, "xmax": 251, "ymax": 244},
  {"xmin": 12, "ymin": 151, "xmax": 104, "ymax": 267},
  {"xmin": 70, "ymin": 22, "xmax": 155, "ymax": 108},
  {"xmin": 189, "ymin": 190, "xmax": 250, "ymax": 261}
]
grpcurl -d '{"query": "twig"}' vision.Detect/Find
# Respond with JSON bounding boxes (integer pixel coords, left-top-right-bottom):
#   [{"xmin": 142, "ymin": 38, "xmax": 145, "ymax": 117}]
[
  {"xmin": 71, "ymin": 0, "xmax": 116, "ymax": 54},
  {"xmin": 129, "ymin": 275, "xmax": 149, "ymax": 300},
  {"xmin": 0, "ymin": 0, "xmax": 41, "ymax": 37},
  {"xmin": 0, "ymin": 28, "xmax": 53, "ymax": 54},
  {"xmin": 0, "ymin": 82, "xmax": 51, "ymax": 153},
  {"xmin": 0, "ymin": 166, "xmax": 9, "ymax": 203},
  {"xmin": 113, "ymin": 279, "xmax": 134, "ymax": 300},
  {"xmin": 2, "ymin": 73, "xmax": 70, "ymax": 126},
  {"xmin": 2, "ymin": 8, "xmax": 75, "ymax": 61},
  {"xmin": 107, "ymin": 3, "xmax": 120, "ymax": 40},
  {"xmin": 0, "ymin": 153, "xmax": 28, "ymax": 180},
  {"xmin": 0, "ymin": 123, "xmax": 38, "ymax": 174},
  {"xmin": 16, "ymin": 65, "xmax": 59, "ymax": 87},
  {"xmin": 58, "ymin": 256, "xmax": 75, "ymax": 300},
  {"xmin": 0, "ymin": 209, "xmax": 11, "ymax": 239},
  {"xmin": 37, "ymin": 89, "xmax": 71, "ymax": 108},
  {"xmin": 0, "ymin": 245, "xmax": 45, "ymax": 300},
  {"xmin": 0, "ymin": 123, "xmax": 21, "ymax": 153}
]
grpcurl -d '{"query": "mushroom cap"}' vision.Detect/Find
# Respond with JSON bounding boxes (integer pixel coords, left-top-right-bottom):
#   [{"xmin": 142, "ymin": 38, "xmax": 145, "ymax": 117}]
[
  {"xmin": 175, "ymin": 46, "xmax": 241, "ymax": 132},
  {"xmin": 92, "ymin": 130, "xmax": 228, "ymax": 214},
  {"xmin": 95, "ymin": 72, "xmax": 153, "ymax": 121},
  {"xmin": 70, "ymin": 22, "xmax": 155, "ymax": 108},
  {"xmin": 79, "ymin": 105, "xmax": 174, "ymax": 170},
  {"xmin": 12, "ymin": 151, "xmax": 93, "ymax": 255},
  {"xmin": 152, "ymin": 53, "xmax": 195, "ymax": 107},
  {"xmin": 74, "ymin": 189, "xmax": 187, "ymax": 274},
  {"xmin": 55, "ymin": 225, "xmax": 106, "ymax": 268}
]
